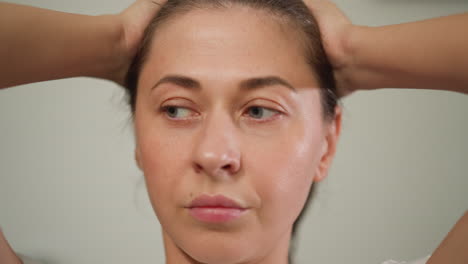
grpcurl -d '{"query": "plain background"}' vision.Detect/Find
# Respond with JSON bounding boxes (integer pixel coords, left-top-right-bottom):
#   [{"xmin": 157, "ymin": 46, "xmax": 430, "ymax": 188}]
[{"xmin": 1, "ymin": 0, "xmax": 467, "ymax": 263}]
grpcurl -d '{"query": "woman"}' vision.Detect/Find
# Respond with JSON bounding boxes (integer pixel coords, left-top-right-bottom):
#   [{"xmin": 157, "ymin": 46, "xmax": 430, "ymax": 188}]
[
  {"xmin": 125, "ymin": 1, "xmax": 339, "ymax": 263},
  {"xmin": 0, "ymin": 0, "xmax": 467, "ymax": 264}
]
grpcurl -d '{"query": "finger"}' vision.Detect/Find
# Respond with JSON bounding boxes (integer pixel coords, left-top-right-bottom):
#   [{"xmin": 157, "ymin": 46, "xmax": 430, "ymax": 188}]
[
  {"xmin": 125, "ymin": 0, "xmax": 166, "ymax": 17},
  {"xmin": 305, "ymin": 0, "xmax": 350, "ymax": 24},
  {"xmin": 306, "ymin": 0, "xmax": 340, "ymax": 14},
  {"xmin": 151, "ymin": 0, "xmax": 164, "ymax": 7}
]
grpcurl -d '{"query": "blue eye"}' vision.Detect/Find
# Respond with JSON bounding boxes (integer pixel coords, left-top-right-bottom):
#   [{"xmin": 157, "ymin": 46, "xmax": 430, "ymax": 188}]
[
  {"xmin": 160, "ymin": 105, "xmax": 280, "ymax": 121},
  {"xmin": 246, "ymin": 106, "xmax": 279, "ymax": 120},
  {"xmin": 161, "ymin": 106, "xmax": 193, "ymax": 119}
]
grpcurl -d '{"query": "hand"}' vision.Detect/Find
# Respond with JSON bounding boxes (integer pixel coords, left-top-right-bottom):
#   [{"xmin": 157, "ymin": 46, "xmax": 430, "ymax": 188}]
[
  {"xmin": 0, "ymin": 228, "xmax": 22, "ymax": 264},
  {"xmin": 304, "ymin": 0, "xmax": 355, "ymax": 97},
  {"xmin": 115, "ymin": 0, "xmax": 166, "ymax": 85}
]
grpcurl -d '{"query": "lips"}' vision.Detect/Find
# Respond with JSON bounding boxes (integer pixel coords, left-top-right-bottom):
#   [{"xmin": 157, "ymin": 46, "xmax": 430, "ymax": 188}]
[
  {"xmin": 187, "ymin": 194, "xmax": 248, "ymax": 223},
  {"xmin": 188, "ymin": 194, "xmax": 246, "ymax": 209}
]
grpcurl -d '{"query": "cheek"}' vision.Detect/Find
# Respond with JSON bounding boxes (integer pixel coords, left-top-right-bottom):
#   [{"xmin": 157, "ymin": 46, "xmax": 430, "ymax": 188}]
[
  {"xmin": 134, "ymin": 115, "xmax": 194, "ymax": 212},
  {"xmin": 247, "ymin": 118, "xmax": 324, "ymax": 228}
]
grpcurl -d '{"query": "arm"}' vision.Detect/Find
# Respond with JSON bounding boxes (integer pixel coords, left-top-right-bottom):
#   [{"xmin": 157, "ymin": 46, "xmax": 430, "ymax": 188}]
[
  {"xmin": 0, "ymin": 228, "xmax": 21, "ymax": 264},
  {"xmin": 427, "ymin": 210, "xmax": 468, "ymax": 264},
  {"xmin": 0, "ymin": 1, "xmax": 163, "ymax": 89},
  {"xmin": 0, "ymin": 3, "xmax": 122, "ymax": 88},
  {"xmin": 306, "ymin": 0, "xmax": 468, "ymax": 96},
  {"xmin": 346, "ymin": 13, "xmax": 468, "ymax": 94}
]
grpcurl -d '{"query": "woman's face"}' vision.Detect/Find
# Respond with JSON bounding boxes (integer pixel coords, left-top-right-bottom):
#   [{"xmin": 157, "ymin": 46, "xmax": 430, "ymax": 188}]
[{"xmin": 134, "ymin": 7, "xmax": 341, "ymax": 264}]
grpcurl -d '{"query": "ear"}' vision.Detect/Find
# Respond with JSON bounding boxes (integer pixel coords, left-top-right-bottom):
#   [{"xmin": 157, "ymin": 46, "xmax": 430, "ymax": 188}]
[
  {"xmin": 135, "ymin": 145, "xmax": 143, "ymax": 171},
  {"xmin": 314, "ymin": 106, "xmax": 342, "ymax": 182}
]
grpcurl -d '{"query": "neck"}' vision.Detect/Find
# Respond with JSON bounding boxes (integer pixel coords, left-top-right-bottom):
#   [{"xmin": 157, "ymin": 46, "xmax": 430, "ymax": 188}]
[{"xmin": 162, "ymin": 228, "xmax": 292, "ymax": 264}]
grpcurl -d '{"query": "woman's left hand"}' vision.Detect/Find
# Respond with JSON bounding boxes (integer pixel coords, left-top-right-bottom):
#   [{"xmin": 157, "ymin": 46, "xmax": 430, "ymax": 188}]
[{"xmin": 304, "ymin": 0, "xmax": 356, "ymax": 97}]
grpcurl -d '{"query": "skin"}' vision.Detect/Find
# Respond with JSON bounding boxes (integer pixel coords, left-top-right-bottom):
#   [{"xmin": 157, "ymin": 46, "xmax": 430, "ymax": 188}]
[
  {"xmin": 1, "ymin": 1, "xmax": 464, "ymax": 263},
  {"xmin": 133, "ymin": 7, "xmax": 341, "ymax": 264},
  {"xmin": 427, "ymin": 211, "xmax": 468, "ymax": 264},
  {"xmin": 306, "ymin": 0, "xmax": 468, "ymax": 96},
  {"xmin": 0, "ymin": 0, "xmax": 165, "ymax": 88},
  {"xmin": 0, "ymin": 1, "xmax": 165, "ymax": 263},
  {"xmin": 0, "ymin": 227, "xmax": 21, "ymax": 264},
  {"xmin": 305, "ymin": 1, "xmax": 468, "ymax": 262}
]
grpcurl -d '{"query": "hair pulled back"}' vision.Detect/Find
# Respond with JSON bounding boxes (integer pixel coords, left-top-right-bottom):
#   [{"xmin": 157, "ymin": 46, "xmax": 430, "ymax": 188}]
[
  {"xmin": 125, "ymin": 0, "xmax": 337, "ymax": 119},
  {"xmin": 124, "ymin": 0, "xmax": 338, "ymax": 262}
]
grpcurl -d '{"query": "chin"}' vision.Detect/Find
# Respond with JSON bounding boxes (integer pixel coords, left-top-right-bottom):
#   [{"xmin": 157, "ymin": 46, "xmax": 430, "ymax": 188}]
[{"xmin": 181, "ymin": 236, "xmax": 256, "ymax": 264}]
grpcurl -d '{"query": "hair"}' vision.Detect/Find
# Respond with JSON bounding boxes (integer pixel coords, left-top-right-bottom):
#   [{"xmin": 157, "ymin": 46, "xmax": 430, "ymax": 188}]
[{"xmin": 124, "ymin": 0, "xmax": 338, "ymax": 262}]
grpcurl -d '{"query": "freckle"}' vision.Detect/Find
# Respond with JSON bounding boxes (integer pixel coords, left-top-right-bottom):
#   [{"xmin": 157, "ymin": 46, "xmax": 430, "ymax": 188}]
[{"xmin": 190, "ymin": 192, "xmax": 193, "ymax": 198}]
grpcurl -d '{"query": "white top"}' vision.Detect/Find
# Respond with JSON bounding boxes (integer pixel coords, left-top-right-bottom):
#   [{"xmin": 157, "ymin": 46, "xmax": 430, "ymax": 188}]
[
  {"xmin": 381, "ymin": 255, "xmax": 431, "ymax": 264},
  {"xmin": 18, "ymin": 254, "xmax": 432, "ymax": 264},
  {"xmin": 17, "ymin": 254, "xmax": 44, "ymax": 264}
]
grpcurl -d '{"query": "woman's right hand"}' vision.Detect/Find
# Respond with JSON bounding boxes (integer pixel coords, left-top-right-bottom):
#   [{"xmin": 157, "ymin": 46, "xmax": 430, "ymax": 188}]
[{"xmin": 114, "ymin": 0, "xmax": 167, "ymax": 85}]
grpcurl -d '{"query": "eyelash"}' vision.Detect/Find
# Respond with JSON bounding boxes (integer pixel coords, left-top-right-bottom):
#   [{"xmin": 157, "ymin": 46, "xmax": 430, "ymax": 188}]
[{"xmin": 159, "ymin": 105, "xmax": 283, "ymax": 123}]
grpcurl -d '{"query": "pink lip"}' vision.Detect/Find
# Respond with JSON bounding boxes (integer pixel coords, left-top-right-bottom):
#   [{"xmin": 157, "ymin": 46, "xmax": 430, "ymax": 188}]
[{"xmin": 187, "ymin": 194, "xmax": 248, "ymax": 223}]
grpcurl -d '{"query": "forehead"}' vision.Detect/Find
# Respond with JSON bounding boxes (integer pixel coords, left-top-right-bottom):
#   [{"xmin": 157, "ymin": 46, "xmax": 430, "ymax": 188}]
[{"xmin": 139, "ymin": 6, "xmax": 318, "ymax": 91}]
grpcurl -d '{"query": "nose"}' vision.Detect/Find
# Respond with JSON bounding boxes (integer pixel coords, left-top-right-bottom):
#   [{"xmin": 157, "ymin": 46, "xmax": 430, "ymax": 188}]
[{"xmin": 192, "ymin": 113, "xmax": 241, "ymax": 180}]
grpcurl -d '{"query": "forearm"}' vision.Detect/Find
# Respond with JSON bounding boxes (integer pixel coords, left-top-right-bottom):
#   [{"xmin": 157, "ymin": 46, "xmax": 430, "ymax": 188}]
[
  {"xmin": 343, "ymin": 13, "xmax": 468, "ymax": 94},
  {"xmin": 0, "ymin": 228, "xmax": 22, "ymax": 264},
  {"xmin": 0, "ymin": 3, "xmax": 125, "ymax": 89},
  {"xmin": 428, "ymin": 211, "xmax": 468, "ymax": 264}
]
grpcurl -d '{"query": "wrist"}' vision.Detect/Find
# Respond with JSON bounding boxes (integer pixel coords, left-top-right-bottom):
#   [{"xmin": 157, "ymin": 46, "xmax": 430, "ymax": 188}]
[
  {"xmin": 335, "ymin": 25, "xmax": 371, "ymax": 93},
  {"xmin": 92, "ymin": 14, "xmax": 128, "ymax": 85}
]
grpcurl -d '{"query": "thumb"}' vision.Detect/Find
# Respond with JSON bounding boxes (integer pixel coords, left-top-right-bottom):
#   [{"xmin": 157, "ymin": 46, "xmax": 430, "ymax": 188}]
[{"xmin": 122, "ymin": 0, "xmax": 166, "ymax": 22}]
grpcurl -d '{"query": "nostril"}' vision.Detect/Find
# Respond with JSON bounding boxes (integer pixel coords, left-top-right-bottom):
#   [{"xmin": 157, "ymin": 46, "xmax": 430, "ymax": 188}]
[
  {"xmin": 222, "ymin": 164, "xmax": 231, "ymax": 170},
  {"xmin": 195, "ymin": 164, "xmax": 203, "ymax": 172}
]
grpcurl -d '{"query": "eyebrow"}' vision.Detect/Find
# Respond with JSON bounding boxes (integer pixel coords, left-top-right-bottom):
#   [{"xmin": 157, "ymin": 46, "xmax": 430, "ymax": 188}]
[{"xmin": 150, "ymin": 75, "xmax": 297, "ymax": 93}]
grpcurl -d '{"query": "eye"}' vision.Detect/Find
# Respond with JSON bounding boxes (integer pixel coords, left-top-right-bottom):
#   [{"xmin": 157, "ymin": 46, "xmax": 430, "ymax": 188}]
[
  {"xmin": 160, "ymin": 105, "xmax": 195, "ymax": 119},
  {"xmin": 245, "ymin": 106, "xmax": 281, "ymax": 120}
]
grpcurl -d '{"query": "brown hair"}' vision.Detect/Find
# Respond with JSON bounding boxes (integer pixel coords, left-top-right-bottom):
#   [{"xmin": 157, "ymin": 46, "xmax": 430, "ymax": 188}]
[
  {"xmin": 124, "ymin": 0, "xmax": 338, "ymax": 262},
  {"xmin": 125, "ymin": 0, "xmax": 337, "ymax": 119}
]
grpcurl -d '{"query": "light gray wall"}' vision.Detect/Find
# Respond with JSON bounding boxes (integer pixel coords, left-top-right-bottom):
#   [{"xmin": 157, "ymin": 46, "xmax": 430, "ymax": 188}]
[{"xmin": 1, "ymin": 0, "xmax": 467, "ymax": 264}]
